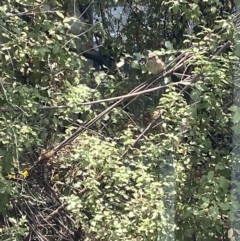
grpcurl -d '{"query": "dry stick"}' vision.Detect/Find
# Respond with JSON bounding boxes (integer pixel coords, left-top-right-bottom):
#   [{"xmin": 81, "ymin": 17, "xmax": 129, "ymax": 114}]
[{"xmin": 122, "ymin": 41, "xmax": 231, "ymax": 157}]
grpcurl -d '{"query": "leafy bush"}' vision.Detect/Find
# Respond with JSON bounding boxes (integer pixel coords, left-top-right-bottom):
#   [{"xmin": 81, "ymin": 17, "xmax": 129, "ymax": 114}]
[{"xmin": 0, "ymin": 0, "xmax": 236, "ymax": 240}]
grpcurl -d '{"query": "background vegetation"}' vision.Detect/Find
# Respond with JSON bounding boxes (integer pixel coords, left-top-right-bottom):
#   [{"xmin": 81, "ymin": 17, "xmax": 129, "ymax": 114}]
[{"xmin": 0, "ymin": 0, "xmax": 237, "ymax": 240}]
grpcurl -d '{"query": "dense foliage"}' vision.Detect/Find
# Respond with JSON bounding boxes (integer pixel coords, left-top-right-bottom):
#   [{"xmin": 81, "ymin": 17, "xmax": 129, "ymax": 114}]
[{"xmin": 0, "ymin": 0, "xmax": 237, "ymax": 240}]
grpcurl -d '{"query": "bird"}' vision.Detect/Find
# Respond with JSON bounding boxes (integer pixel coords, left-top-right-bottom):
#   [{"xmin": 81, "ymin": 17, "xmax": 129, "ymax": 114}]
[{"xmin": 145, "ymin": 51, "xmax": 165, "ymax": 74}]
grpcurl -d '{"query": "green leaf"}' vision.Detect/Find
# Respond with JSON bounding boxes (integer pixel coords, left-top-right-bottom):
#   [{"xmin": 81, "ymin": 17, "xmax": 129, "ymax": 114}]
[
  {"xmin": 219, "ymin": 202, "xmax": 230, "ymax": 211},
  {"xmin": 207, "ymin": 171, "xmax": 214, "ymax": 181},
  {"xmin": 56, "ymin": 11, "xmax": 65, "ymax": 19},
  {"xmin": 228, "ymin": 228, "xmax": 234, "ymax": 239},
  {"xmin": 128, "ymin": 211, "xmax": 135, "ymax": 218},
  {"xmin": 165, "ymin": 41, "xmax": 173, "ymax": 50},
  {"xmin": 208, "ymin": 205, "xmax": 219, "ymax": 219},
  {"xmin": 116, "ymin": 60, "xmax": 124, "ymax": 68},
  {"xmin": 41, "ymin": 4, "xmax": 51, "ymax": 12}
]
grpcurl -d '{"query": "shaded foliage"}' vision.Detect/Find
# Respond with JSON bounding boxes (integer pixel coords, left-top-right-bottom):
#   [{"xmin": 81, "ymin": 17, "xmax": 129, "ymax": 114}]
[{"xmin": 0, "ymin": 0, "xmax": 237, "ymax": 241}]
